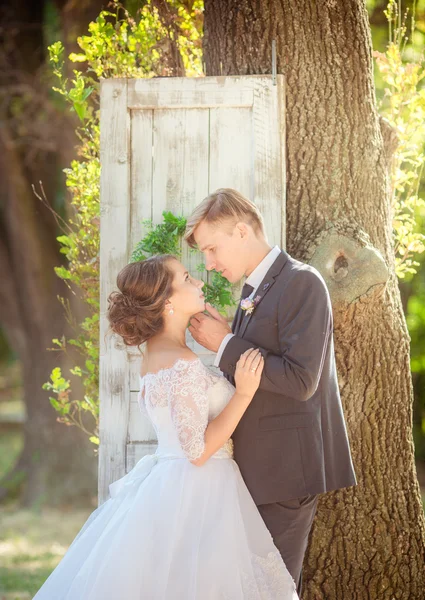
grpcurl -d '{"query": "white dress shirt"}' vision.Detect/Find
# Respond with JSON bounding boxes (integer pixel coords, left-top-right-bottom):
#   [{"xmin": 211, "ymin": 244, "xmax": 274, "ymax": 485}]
[{"xmin": 213, "ymin": 245, "xmax": 282, "ymax": 368}]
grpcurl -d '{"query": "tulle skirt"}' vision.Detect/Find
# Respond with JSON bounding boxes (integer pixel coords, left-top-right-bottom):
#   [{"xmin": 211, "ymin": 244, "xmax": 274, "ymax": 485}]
[{"xmin": 33, "ymin": 453, "xmax": 298, "ymax": 599}]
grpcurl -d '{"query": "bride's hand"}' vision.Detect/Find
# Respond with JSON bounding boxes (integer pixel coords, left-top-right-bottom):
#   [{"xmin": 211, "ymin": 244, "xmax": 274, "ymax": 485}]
[{"xmin": 234, "ymin": 348, "xmax": 264, "ymax": 400}]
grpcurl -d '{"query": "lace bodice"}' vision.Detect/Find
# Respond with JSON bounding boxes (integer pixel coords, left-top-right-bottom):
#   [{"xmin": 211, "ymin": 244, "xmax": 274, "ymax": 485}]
[{"xmin": 138, "ymin": 358, "xmax": 236, "ymax": 461}]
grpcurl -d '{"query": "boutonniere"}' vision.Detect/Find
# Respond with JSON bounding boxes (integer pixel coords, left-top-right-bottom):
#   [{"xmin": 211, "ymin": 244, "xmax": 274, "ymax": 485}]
[{"xmin": 240, "ymin": 295, "xmax": 262, "ymax": 315}]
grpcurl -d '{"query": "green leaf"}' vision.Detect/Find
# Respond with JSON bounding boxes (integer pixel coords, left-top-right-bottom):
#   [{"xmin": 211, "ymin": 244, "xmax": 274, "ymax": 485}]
[
  {"xmin": 73, "ymin": 102, "xmax": 86, "ymax": 122},
  {"xmin": 49, "ymin": 398, "xmax": 60, "ymax": 410},
  {"xmin": 69, "ymin": 53, "xmax": 88, "ymax": 63}
]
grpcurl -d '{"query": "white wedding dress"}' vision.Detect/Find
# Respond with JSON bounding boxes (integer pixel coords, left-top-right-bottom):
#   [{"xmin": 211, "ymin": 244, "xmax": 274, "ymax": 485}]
[{"xmin": 33, "ymin": 357, "xmax": 298, "ymax": 599}]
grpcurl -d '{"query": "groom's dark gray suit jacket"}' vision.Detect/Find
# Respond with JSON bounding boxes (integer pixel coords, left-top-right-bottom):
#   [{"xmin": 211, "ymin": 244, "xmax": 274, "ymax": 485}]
[{"xmin": 220, "ymin": 248, "xmax": 357, "ymax": 505}]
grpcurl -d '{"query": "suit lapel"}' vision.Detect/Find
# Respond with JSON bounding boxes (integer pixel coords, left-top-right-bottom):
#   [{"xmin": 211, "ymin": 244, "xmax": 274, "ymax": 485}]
[{"xmin": 237, "ymin": 249, "xmax": 289, "ymax": 339}]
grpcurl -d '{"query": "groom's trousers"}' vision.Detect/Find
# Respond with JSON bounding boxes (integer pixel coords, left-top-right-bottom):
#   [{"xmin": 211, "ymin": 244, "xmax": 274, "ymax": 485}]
[{"xmin": 257, "ymin": 493, "xmax": 319, "ymax": 597}]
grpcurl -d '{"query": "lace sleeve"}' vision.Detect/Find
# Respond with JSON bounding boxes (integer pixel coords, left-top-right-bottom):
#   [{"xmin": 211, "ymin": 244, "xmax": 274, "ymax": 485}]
[{"xmin": 168, "ymin": 358, "xmax": 210, "ymax": 461}]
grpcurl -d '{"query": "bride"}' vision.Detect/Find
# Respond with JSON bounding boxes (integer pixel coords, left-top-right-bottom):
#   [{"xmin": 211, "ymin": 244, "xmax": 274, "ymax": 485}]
[{"xmin": 33, "ymin": 254, "xmax": 298, "ymax": 600}]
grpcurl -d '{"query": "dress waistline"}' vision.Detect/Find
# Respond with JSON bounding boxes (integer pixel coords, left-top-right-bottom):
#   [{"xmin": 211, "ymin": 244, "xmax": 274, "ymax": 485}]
[{"xmin": 108, "ymin": 442, "xmax": 234, "ymax": 499}]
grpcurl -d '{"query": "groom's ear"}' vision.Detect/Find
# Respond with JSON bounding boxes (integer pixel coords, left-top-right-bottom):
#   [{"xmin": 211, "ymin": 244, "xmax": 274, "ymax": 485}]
[{"xmin": 235, "ymin": 221, "xmax": 249, "ymax": 239}]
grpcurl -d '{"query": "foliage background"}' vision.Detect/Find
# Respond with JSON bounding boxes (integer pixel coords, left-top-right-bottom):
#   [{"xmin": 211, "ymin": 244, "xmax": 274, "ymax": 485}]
[{"xmin": 368, "ymin": 0, "xmax": 425, "ymax": 461}]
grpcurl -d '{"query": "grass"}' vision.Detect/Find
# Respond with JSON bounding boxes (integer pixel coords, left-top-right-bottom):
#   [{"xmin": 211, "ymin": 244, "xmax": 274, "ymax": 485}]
[
  {"xmin": 0, "ymin": 402, "xmax": 95, "ymax": 599},
  {"xmin": 0, "ymin": 504, "xmax": 93, "ymax": 599}
]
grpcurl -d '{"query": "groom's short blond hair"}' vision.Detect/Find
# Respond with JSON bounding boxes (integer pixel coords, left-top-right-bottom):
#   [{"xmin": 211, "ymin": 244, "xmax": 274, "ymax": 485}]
[{"xmin": 184, "ymin": 188, "xmax": 265, "ymax": 249}]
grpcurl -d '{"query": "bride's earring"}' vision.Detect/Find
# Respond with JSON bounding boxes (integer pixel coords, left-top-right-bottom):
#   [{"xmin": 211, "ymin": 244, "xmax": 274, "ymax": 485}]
[{"xmin": 169, "ymin": 307, "xmax": 174, "ymax": 315}]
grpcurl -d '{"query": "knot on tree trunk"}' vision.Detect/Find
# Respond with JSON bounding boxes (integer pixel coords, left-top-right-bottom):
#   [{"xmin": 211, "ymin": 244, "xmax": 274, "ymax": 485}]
[{"xmin": 309, "ymin": 231, "xmax": 389, "ymax": 305}]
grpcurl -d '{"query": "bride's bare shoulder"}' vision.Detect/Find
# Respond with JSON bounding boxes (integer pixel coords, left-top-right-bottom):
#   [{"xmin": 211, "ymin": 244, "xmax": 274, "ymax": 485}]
[{"xmin": 140, "ymin": 348, "xmax": 198, "ymax": 377}]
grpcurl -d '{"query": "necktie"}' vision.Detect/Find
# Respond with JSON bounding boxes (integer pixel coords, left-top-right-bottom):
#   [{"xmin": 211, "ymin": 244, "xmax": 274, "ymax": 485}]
[
  {"xmin": 234, "ymin": 282, "xmax": 254, "ymax": 333},
  {"xmin": 241, "ymin": 282, "xmax": 254, "ymax": 299}
]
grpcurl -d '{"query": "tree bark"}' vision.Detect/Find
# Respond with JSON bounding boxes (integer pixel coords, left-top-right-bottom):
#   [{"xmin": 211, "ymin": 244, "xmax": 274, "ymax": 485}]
[{"xmin": 203, "ymin": 0, "xmax": 425, "ymax": 597}]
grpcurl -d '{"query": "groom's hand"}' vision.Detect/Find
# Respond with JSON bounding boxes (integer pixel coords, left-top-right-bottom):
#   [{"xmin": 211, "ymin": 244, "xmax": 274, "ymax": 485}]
[{"xmin": 188, "ymin": 303, "xmax": 231, "ymax": 352}]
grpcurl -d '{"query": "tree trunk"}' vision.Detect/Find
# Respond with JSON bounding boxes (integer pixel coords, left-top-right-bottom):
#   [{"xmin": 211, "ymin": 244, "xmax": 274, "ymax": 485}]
[
  {"xmin": 0, "ymin": 119, "xmax": 97, "ymax": 507},
  {"xmin": 203, "ymin": 0, "xmax": 425, "ymax": 597},
  {"xmin": 0, "ymin": 0, "xmax": 106, "ymax": 507}
]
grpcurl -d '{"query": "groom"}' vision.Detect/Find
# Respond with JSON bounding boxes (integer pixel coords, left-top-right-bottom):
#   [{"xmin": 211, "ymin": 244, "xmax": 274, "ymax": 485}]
[{"xmin": 185, "ymin": 188, "xmax": 357, "ymax": 596}]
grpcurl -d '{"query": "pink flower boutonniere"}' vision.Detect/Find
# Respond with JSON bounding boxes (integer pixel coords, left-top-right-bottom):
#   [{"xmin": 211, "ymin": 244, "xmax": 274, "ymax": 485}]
[{"xmin": 240, "ymin": 295, "xmax": 262, "ymax": 315}]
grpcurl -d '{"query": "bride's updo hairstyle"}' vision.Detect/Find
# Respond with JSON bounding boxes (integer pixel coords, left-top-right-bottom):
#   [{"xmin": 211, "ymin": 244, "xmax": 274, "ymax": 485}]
[{"xmin": 106, "ymin": 254, "xmax": 176, "ymax": 348}]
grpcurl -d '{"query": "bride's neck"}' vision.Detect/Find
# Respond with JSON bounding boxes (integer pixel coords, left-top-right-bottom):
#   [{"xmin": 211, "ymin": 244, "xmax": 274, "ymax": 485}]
[{"xmin": 147, "ymin": 327, "xmax": 188, "ymax": 353}]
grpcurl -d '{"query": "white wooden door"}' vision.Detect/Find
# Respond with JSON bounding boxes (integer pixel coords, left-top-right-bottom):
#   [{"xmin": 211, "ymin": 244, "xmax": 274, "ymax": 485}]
[{"xmin": 99, "ymin": 75, "xmax": 286, "ymax": 504}]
